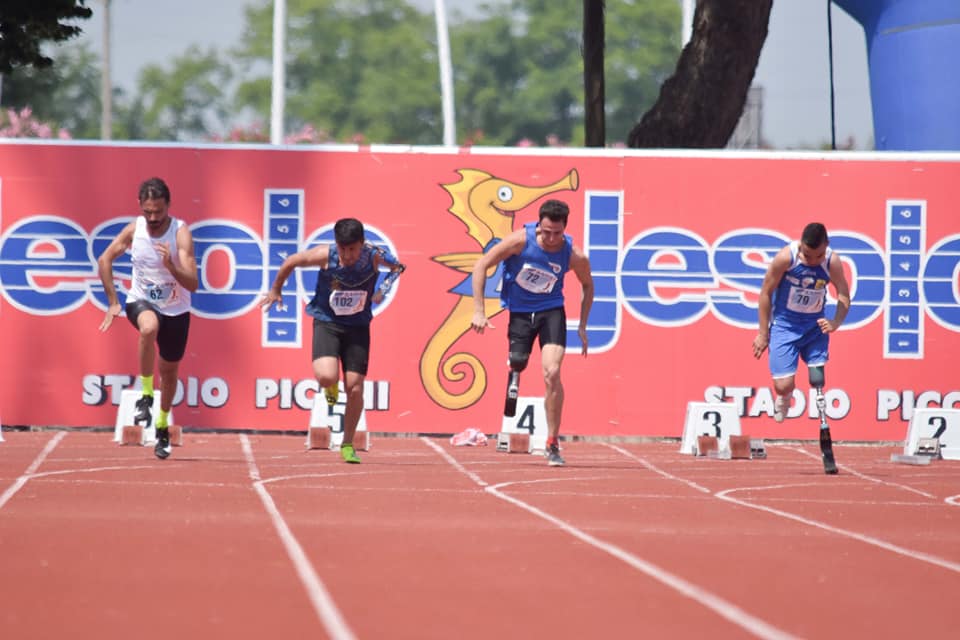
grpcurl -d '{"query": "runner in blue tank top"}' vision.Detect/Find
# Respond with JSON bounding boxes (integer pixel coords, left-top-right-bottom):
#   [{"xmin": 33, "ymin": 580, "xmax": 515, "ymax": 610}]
[
  {"xmin": 753, "ymin": 222, "xmax": 851, "ymax": 474},
  {"xmin": 470, "ymin": 199, "xmax": 594, "ymax": 467},
  {"xmin": 260, "ymin": 218, "xmax": 405, "ymax": 463}
]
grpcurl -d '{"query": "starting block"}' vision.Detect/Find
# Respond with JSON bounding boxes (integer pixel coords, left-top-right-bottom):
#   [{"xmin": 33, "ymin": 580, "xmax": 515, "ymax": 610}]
[
  {"xmin": 680, "ymin": 402, "xmax": 741, "ymax": 455},
  {"xmin": 750, "ymin": 438, "xmax": 767, "ymax": 459},
  {"xmin": 120, "ymin": 424, "xmax": 183, "ymax": 447},
  {"xmin": 729, "ymin": 435, "xmax": 752, "ymax": 459},
  {"xmin": 306, "ymin": 426, "xmax": 370, "ymax": 451},
  {"xmin": 308, "ymin": 390, "xmax": 367, "ymax": 449},
  {"xmin": 498, "ymin": 396, "xmax": 547, "ymax": 454},
  {"xmin": 903, "ymin": 408, "xmax": 960, "ymax": 460},
  {"xmin": 113, "ymin": 389, "xmax": 173, "ymax": 445},
  {"xmin": 915, "ymin": 437, "xmax": 941, "ymax": 458},
  {"xmin": 496, "ymin": 432, "xmax": 531, "ymax": 453},
  {"xmin": 891, "ymin": 453, "xmax": 933, "ymax": 466},
  {"xmin": 696, "ymin": 435, "xmax": 719, "ymax": 456}
]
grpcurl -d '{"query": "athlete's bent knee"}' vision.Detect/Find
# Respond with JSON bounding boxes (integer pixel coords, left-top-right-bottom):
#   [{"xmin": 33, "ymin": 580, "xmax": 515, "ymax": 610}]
[{"xmin": 809, "ymin": 366, "xmax": 825, "ymax": 389}]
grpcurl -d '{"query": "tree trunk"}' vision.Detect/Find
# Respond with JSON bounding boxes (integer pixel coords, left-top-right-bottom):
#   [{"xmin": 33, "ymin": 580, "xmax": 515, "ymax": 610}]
[
  {"xmin": 583, "ymin": 0, "xmax": 605, "ymax": 147},
  {"xmin": 627, "ymin": 0, "xmax": 772, "ymax": 148}
]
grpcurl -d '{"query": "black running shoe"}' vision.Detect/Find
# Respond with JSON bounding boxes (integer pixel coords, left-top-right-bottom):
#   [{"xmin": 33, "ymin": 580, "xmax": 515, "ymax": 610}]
[
  {"xmin": 134, "ymin": 395, "xmax": 154, "ymax": 426},
  {"xmin": 154, "ymin": 427, "xmax": 171, "ymax": 460},
  {"xmin": 546, "ymin": 443, "xmax": 566, "ymax": 467},
  {"xmin": 504, "ymin": 371, "xmax": 519, "ymax": 417},
  {"xmin": 820, "ymin": 428, "xmax": 838, "ymax": 475}
]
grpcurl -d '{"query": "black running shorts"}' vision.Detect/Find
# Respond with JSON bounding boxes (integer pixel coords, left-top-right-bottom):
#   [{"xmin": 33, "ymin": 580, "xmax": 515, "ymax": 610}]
[
  {"xmin": 125, "ymin": 300, "xmax": 191, "ymax": 362},
  {"xmin": 507, "ymin": 306, "xmax": 567, "ymax": 356},
  {"xmin": 312, "ymin": 319, "xmax": 371, "ymax": 375}
]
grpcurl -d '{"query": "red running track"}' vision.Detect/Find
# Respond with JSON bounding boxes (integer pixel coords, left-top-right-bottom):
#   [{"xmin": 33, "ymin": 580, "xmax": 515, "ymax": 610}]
[{"xmin": 1, "ymin": 431, "xmax": 958, "ymax": 639}]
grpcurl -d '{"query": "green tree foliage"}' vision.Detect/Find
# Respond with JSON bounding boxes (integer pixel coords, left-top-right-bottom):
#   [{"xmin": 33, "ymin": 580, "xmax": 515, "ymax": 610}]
[
  {"xmin": 0, "ymin": 42, "xmax": 102, "ymax": 138},
  {"xmin": 230, "ymin": 0, "xmax": 678, "ymax": 146},
  {"xmin": 234, "ymin": 0, "xmax": 439, "ymax": 144},
  {"xmin": 127, "ymin": 46, "xmax": 233, "ymax": 141},
  {"xmin": 0, "ymin": 0, "xmax": 92, "ymax": 73},
  {"xmin": 454, "ymin": 0, "xmax": 680, "ymax": 145}
]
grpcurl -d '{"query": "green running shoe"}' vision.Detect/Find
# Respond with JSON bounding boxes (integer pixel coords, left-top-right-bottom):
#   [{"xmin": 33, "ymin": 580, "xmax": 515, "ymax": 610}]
[
  {"xmin": 340, "ymin": 444, "xmax": 361, "ymax": 464},
  {"xmin": 323, "ymin": 383, "xmax": 339, "ymax": 407}
]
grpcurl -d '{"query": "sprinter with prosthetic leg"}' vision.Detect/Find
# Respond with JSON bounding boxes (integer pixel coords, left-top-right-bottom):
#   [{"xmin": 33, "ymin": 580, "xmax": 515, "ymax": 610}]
[
  {"xmin": 752, "ymin": 222, "xmax": 850, "ymax": 475},
  {"xmin": 471, "ymin": 200, "xmax": 594, "ymax": 467}
]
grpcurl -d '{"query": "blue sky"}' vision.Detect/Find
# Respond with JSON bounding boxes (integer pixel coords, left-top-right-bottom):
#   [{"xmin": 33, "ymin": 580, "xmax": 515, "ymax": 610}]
[{"xmin": 70, "ymin": 0, "xmax": 874, "ymax": 149}]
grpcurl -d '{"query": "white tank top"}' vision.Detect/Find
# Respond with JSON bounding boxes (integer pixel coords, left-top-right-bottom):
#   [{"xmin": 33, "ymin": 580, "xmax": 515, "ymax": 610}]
[{"xmin": 126, "ymin": 216, "xmax": 192, "ymax": 315}]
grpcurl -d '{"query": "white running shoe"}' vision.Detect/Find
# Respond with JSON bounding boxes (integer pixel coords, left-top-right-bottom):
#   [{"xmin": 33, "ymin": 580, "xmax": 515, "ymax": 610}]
[{"xmin": 773, "ymin": 395, "xmax": 787, "ymax": 423}]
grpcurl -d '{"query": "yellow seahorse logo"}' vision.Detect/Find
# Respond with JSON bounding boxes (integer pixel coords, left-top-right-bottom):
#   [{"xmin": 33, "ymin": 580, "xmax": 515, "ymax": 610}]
[{"xmin": 420, "ymin": 168, "xmax": 579, "ymax": 409}]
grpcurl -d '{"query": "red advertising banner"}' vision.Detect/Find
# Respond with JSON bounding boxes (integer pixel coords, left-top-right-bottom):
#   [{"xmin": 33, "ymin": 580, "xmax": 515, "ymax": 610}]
[{"xmin": 1, "ymin": 142, "xmax": 958, "ymax": 442}]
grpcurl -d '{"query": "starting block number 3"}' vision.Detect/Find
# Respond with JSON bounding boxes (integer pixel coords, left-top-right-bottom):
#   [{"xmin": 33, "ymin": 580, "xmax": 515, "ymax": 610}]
[
  {"xmin": 680, "ymin": 402, "xmax": 742, "ymax": 455},
  {"xmin": 500, "ymin": 397, "xmax": 548, "ymax": 451}
]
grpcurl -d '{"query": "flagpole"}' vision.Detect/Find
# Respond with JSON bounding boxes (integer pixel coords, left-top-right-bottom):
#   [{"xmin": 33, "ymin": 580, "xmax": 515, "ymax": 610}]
[
  {"xmin": 270, "ymin": 0, "xmax": 287, "ymax": 145},
  {"xmin": 434, "ymin": 0, "xmax": 456, "ymax": 146}
]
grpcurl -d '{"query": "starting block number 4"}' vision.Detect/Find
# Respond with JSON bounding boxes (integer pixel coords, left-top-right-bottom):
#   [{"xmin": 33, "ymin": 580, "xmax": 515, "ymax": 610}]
[
  {"xmin": 904, "ymin": 408, "xmax": 960, "ymax": 461},
  {"xmin": 308, "ymin": 390, "xmax": 366, "ymax": 448},
  {"xmin": 113, "ymin": 389, "xmax": 171, "ymax": 443},
  {"xmin": 680, "ymin": 402, "xmax": 742, "ymax": 455},
  {"xmin": 500, "ymin": 397, "xmax": 548, "ymax": 452}
]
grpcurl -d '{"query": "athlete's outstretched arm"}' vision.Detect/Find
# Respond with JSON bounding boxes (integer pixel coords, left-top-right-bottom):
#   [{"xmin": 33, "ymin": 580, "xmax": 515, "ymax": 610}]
[
  {"xmin": 96, "ymin": 221, "xmax": 136, "ymax": 331},
  {"xmin": 752, "ymin": 246, "xmax": 791, "ymax": 358},
  {"xmin": 469, "ymin": 229, "xmax": 525, "ymax": 334},
  {"xmin": 259, "ymin": 245, "xmax": 329, "ymax": 311},
  {"xmin": 570, "ymin": 246, "xmax": 594, "ymax": 356},
  {"xmin": 372, "ymin": 245, "xmax": 406, "ymax": 303}
]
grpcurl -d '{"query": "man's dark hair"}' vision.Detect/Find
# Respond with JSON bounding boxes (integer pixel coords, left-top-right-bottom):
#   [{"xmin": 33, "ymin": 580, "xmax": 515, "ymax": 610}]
[
  {"xmin": 334, "ymin": 218, "xmax": 365, "ymax": 245},
  {"xmin": 801, "ymin": 222, "xmax": 828, "ymax": 247},
  {"xmin": 538, "ymin": 199, "xmax": 570, "ymax": 226},
  {"xmin": 138, "ymin": 177, "xmax": 171, "ymax": 204}
]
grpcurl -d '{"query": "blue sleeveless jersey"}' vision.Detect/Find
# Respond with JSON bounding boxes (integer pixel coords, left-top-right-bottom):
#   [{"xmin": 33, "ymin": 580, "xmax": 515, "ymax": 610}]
[
  {"xmin": 306, "ymin": 243, "xmax": 392, "ymax": 325},
  {"xmin": 500, "ymin": 222, "xmax": 572, "ymax": 313},
  {"xmin": 771, "ymin": 241, "xmax": 833, "ymax": 330}
]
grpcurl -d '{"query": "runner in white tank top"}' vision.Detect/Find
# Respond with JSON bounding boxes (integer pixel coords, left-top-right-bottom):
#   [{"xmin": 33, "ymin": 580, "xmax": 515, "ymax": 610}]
[{"xmin": 97, "ymin": 178, "xmax": 198, "ymax": 460}]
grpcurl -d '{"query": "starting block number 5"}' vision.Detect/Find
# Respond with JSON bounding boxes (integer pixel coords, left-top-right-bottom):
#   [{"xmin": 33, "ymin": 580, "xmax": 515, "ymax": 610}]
[
  {"xmin": 680, "ymin": 402, "xmax": 742, "ymax": 455},
  {"xmin": 501, "ymin": 397, "xmax": 548, "ymax": 451},
  {"xmin": 309, "ymin": 394, "xmax": 366, "ymax": 448}
]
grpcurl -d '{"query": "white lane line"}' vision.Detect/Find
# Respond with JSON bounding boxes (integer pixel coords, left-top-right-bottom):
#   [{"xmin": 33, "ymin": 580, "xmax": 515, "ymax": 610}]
[
  {"xmin": 715, "ymin": 485, "xmax": 960, "ymax": 574},
  {"xmin": 422, "ymin": 438, "xmax": 798, "ymax": 640},
  {"xmin": 602, "ymin": 443, "xmax": 712, "ymax": 493},
  {"xmin": 421, "ymin": 436, "xmax": 489, "ymax": 486},
  {"xmin": 790, "ymin": 447, "xmax": 938, "ymax": 499},
  {"xmin": 239, "ymin": 434, "xmax": 356, "ymax": 640},
  {"xmin": 608, "ymin": 444, "xmax": 960, "ymax": 574},
  {"xmin": 0, "ymin": 431, "xmax": 67, "ymax": 511}
]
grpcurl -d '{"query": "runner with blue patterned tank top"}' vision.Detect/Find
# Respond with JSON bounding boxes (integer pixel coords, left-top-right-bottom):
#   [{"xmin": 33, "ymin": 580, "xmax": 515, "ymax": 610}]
[
  {"xmin": 259, "ymin": 218, "xmax": 405, "ymax": 463},
  {"xmin": 97, "ymin": 177, "xmax": 199, "ymax": 460},
  {"xmin": 752, "ymin": 222, "xmax": 851, "ymax": 474},
  {"xmin": 470, "ymin": 199, "xmax": 594, "ymax": 467}
]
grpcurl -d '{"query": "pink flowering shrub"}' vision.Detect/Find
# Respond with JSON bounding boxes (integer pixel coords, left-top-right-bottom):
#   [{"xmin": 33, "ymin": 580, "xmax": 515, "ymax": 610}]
[
  {"xmin": 209, "ymin": 121, "xmax": 332, "ymax": 144},
  {"xmin": 0, "ymin": 107, "xmax": 72, "ymax": 139}
]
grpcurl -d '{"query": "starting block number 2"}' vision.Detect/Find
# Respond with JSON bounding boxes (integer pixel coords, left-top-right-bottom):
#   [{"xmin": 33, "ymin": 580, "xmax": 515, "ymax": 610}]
[
  {"xmin": 904, "ymin": 409, "xmax": 960, "ymax": 460},
  {"xmin": 501, "ymin": 397, "xmax": 548, "ymax": 451},
  {"xmin": 680, "ymin": 402, "xmax": 742, "ymax": 455}
]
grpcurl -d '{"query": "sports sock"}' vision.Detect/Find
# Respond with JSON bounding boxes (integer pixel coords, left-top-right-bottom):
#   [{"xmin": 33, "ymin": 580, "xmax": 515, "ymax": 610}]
[
  {"xmin": 141, "ymin": 375, "xmax": 154, "ymax": 397},
  {"xmin": 547, "ymin": 436, "xmax": 558, "ymax": 448},
  {"xmin": 156, "ymin": 409, "xmax": 169, "ymax": 429}
]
